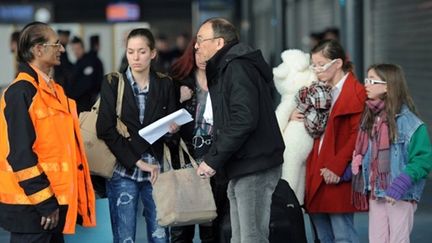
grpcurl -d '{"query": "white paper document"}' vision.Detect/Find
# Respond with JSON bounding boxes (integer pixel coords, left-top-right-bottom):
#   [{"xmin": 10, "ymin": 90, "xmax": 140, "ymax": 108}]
[{"xmin": 138, "ymin": 108, "xmax": 193, "ymax": 144}]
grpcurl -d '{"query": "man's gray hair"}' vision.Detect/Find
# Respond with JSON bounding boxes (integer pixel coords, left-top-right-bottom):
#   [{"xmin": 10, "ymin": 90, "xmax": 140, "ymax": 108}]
[{"xmin": 202, "ymin": 17, "xmax": 239, "ymax": 44}]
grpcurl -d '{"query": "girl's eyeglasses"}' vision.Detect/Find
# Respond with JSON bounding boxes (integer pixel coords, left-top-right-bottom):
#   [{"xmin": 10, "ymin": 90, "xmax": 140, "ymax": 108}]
[
  {"xmin": 364, "ymin": 78, "xmax": 387, "ymax": 85},
  {"xmin": 309, "ymin": 59, "xmax": 337, "ymax": 73}
]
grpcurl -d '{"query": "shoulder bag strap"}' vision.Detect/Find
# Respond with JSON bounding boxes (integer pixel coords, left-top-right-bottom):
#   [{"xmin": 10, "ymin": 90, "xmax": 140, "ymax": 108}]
[
  {"xmin": 162, "ymin": 139, "xmax": 198, "ymax": 172},
  {"xmin": 114, "ymin": 71, "xmax": 124, "ymax": 117},
  {"xmin": 107, "ymin": 71, "xmax": 130, "ymax": 138},
  {"xmin": 179, "ymin": 139, "xmax": 198, "ymax": 169}
]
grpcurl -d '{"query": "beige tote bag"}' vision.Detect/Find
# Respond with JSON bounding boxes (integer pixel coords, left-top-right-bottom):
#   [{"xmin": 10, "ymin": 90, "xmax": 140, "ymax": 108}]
[
  {"xmin": 152, "ymin": 140, "xmax": 217, "ymax": 227},
  {"xmin": 79, "ymin": 72, "xmax": 129, "ymax": 178}
]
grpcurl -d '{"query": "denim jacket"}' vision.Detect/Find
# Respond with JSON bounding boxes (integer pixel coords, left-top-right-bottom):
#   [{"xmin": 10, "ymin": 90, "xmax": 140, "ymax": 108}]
[{"xmin": 361, "ymin": 105, "xmax": 426, "ymax": 202}]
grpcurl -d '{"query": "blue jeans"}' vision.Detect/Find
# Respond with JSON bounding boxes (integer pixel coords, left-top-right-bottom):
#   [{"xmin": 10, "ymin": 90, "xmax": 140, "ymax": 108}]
[
  {"xmin": 227, "ymin": 165, "xmax": 282, "ymax": 243},
  {"xmin": 310, "ymin": 213, "xmax": 359, "ymax": 243},
  {"xmin": 106, "ymin": 172, "xmax": 168, "ymax": 243}
]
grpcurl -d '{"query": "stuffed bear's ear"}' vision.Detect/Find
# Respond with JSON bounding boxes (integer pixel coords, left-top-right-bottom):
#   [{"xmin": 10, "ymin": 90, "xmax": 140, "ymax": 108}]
[
  {"xmin": 293, "ymin": 52, "xmax": 310, "ymax": 71},
  {"xmin": 280, "ymin": 49, "xmax": 310, "ymax": 72}
]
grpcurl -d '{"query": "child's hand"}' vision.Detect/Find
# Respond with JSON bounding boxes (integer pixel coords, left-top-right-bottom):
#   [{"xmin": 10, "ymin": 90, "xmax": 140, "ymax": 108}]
[
  {"xmin": 290, "ymin": 109, "xmax": 304, "ymax": 122},
  {"xmin": 320, "ymin": 168, "xmax": 340, "ymax": 184}
]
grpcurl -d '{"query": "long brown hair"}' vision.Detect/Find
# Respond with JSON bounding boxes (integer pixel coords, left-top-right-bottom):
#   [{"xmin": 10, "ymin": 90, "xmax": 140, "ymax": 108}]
[
  {"xmin": 363, "ymin": 64, "xmax": 418, "ymax": 141},
  {"xmin": 170, "ymin": 37, "xmax": 196, "ymax": 81}
]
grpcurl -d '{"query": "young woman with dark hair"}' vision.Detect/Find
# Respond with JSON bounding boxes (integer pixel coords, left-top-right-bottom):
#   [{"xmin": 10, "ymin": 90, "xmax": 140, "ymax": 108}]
[{"xmin": 96, "ymin": 28, "xmax": 178, "ymax": 243}]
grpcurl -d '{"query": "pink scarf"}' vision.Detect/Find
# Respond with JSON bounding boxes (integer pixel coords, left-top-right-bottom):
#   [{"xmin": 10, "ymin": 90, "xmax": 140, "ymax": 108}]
[{"xmin": 352, "ymin": 99, "xmax": 390, "ymax": 210}]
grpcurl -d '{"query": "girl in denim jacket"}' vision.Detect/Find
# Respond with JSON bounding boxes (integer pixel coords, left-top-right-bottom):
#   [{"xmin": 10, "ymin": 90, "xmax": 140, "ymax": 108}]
[{"xmin": 351, "ymin": 63, "xmax": 432, "ymax": 243}]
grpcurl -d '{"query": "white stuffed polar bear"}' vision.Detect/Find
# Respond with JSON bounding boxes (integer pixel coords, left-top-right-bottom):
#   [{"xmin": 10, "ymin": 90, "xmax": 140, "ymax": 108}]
[{"xmin": 273, "ymin": 49, "xmax": 317, "ymax": 205}]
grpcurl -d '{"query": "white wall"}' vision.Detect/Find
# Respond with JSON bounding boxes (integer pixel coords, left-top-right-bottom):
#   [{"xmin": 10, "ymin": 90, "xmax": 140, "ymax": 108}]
[{"xmin": 0, "ymin": 25, "xmax": 17, "ymax": 88}]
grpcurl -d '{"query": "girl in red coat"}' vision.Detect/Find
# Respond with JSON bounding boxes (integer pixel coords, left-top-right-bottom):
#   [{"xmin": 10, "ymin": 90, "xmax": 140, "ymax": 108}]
[{"xmin": 292, "ymin": 40, "xmax": 366, "ymax": 243}]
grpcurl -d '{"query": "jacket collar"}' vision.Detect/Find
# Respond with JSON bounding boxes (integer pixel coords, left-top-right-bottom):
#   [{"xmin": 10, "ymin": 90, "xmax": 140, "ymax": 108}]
[
  {"xmin": 17, "ymin": 62, "xmax": 70, "ymax": 113},
  {"xmin": 206, "ymin": 41, "xmax": 238, "ymax": 83},
  {"xmin": 395, "ymin": 105, "xmax": 410, "ymax": 118},
  {"xmin": 17, "ymin": 62, "xmax": 39, "ymax": 84},
  {"xmin": 330, "ymin": 72, "xmax": 366, "ymax": 117}
]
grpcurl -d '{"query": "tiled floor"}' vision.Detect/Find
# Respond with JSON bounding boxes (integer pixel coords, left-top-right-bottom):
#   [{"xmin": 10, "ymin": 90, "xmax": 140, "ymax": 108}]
[{"xmin": 1, "ymin": 180, "xmax": 432, "ymax": 242}]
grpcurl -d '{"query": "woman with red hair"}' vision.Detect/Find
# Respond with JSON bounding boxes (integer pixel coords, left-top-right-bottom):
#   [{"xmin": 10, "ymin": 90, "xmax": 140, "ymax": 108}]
[{"xmin": 169, "ymin": 38, "xmax": 228, "ymax": 243}]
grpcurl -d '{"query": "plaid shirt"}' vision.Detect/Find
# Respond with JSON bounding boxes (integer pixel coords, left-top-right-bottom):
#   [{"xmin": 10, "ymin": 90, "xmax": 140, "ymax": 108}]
[
  {"xmin": 113, "ymin": 68, "xmax": 159, "ymax": 182},
  {"xmin": 295, "ymin": 81, "xmax": 332, "ymax": 138}
]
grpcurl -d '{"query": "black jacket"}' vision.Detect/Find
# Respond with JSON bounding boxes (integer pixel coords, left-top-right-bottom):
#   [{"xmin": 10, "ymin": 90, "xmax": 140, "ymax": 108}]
[
  {"xmin": 203, "ymin": 43, "xmax": 285, "ymax": 180},
  {"xmin": 54, "ymin": 51, "xmax": 73, "ymax": 89},
  {"xmin": 96, "ymin": 71, "xmax": 177, "ymax": 170},
  {"xmin": 68, "ymin": 51, "xmax": 104, "ymax": 113}
]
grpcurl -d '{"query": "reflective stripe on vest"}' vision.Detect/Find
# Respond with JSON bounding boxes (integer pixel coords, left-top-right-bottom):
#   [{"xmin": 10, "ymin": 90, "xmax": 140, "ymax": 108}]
[
  {"xmin": 5, "ymin": 162, "xmax": 70, "ymax": 173},
  {"xmin": 14, "ymin": 165, "xmax": 43, "ymax": 182},
  {"xmin": 0, "ymin": 191, "xmax": 68, "ymax": 205}
]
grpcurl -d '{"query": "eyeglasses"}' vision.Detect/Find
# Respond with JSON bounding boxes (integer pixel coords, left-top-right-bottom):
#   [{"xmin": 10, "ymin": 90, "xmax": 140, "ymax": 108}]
[
  {"xmin": 42, "ymin": 41, "xmax": 63, "ymax": 49},
  {"xmin": 364, "ymin": 78, "xmax": 387, "ymax": 85},
  {"xmin": 309, "ymin": 59, "xmax": 337, "ymax": 73},
  {"xmin": 196, "ymin": 36, "xmax": 221, "ymax": 45}
]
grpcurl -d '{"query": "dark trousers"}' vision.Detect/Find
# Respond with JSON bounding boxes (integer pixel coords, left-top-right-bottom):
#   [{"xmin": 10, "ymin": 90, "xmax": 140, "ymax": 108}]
[
  {"xmin": 171, "ymin": 224, "xmax": 215, "ymax": 243},
  {"xmin": 10, "ymin": 231, "xmax": 64, "ymax": 243}
]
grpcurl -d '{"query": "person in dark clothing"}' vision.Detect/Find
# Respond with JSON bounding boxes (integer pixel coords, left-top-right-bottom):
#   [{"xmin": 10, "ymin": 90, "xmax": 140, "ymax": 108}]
[
  {"xmin": 153, "ymin": 34, "xmax": 176, "ymax": 74},
  {"xmin": 69, "ymin": 36, "xmax": 104, "ymax": 113},
  {"xmin": 10, "ymin": 31, "xmax": 20, "ymax": 54},
  {"xmin": 54, "ymin": 29, "xmax": 73, "ymax": 90},
  {"xmin": 89, "ymin": 35, "xmax": 100, "ymax": 53},
  {"xmin": 10, "ymin": 31, "xmax": 20, "ymax": 76},
  {"xmin": 169, "ymin": 38, "xmax": 229, "ymax": 243},
  {"xmin": 170, "ymin": 32, "xmax": 190, "ymax": 61},
  {"xmin": 323, "ymin": 27, "xmax": 340, "ymax": 41},
  {"xmin": 69, "ymin": 36, "xmax": 106, "ymax": 198},
  {"xmin": 195, "ymin": 18, "xmax": 285, "ymax": 243},
  {"xmin": 96, "ymin": 28, "xmax": 178, "ymax": 243}
]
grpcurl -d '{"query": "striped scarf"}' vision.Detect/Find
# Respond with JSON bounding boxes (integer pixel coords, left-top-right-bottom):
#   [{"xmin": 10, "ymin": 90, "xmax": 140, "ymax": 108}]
[{"xmin": 352, "ymin": 99, "xmax": 390, "ymax": 210}]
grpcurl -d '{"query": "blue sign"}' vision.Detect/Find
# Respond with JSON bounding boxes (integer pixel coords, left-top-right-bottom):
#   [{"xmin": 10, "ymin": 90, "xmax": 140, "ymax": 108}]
[{"xmin": 0, "ymin": 5, "xmax": 34, "ymax": 23}]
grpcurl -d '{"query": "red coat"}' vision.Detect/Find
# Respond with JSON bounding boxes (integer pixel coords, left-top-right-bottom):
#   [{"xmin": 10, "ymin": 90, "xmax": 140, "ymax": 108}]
[{"xmin": 305, "ymin": 72, "xmax": 366, "ymax": 213}]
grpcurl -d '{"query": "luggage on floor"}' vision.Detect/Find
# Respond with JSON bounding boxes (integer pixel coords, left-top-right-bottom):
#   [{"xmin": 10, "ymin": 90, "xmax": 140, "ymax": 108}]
[{"xmin": 220, "ymin": 179, "xmax": 307, "ymax": 243}]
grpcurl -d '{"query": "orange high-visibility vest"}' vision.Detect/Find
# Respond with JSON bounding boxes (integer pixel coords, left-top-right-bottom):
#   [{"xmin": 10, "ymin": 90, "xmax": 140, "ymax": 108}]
[{"xmin": 0, "ymin": 71, "xmax": 96, "ymax": 234}]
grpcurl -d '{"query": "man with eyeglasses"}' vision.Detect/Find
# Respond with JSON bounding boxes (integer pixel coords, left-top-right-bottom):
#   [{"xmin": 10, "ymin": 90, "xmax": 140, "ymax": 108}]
[{"xmin": 194, "ymin": 17, "xmax": 284, "ymax": 243}]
